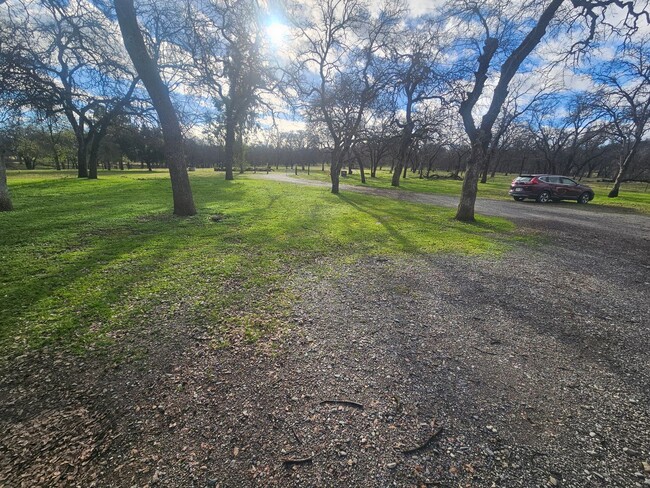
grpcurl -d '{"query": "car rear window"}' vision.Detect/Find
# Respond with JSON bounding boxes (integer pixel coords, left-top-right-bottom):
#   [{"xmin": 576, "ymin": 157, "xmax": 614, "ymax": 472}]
[{"xmin": 514, "ymin": 176, "xmax": 534, "ymax": 183}]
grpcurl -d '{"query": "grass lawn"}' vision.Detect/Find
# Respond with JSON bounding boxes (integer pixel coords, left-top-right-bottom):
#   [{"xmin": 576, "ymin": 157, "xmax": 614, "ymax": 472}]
[
  {"xmin": 286, "ymin": 167, "xmax": 650, "ymax": 214},
  {"xmin": 0, "ymin": 169, "xmax": 516, "ymax": 357}
]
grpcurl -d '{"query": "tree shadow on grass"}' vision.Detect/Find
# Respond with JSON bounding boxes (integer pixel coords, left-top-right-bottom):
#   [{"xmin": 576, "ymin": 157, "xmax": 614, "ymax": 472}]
[
  {"xmin": 337, "ymin": 194, "xmax": 419, "ymax": 253},
  {"xmin": 0, "ymin": 177, "xmax": 248, "ymax": 354}
]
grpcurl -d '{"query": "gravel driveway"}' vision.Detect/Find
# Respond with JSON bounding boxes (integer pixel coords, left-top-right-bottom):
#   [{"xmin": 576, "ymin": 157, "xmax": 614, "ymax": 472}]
[
  {"xmin": 259, "ymin": 173, "xmax": 650, "ymax": 242},
  {"xmin": 1, "ymin": 175, "xmax": 649, "ymax": 487}
]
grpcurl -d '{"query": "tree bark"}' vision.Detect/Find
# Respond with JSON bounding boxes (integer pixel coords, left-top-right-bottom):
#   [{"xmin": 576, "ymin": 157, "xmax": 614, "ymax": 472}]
[
  {"xmin": 115, "ymin": 0, "xmax": 196, "ymax": 216},
  {"xmin": 392, "ymin": 123, "xmax": 413, "ymax": 187},
  {"xmin": 330, "ymin": 149, "xmax": 342, "ymax": 194},
  {"xmin": 224, "ymin": 118, "xmax": 235, "ymax": 180},
  {"xmin": 608, "ymin": 148, "xmax": 637, "ymax": 198},
  {"xmin": 88, "ymin": 133, "xmax": 100, "ymax": 180},
  {"xmin": 0, "ymin": 154, "xmax": 13, "ymax": 212},
  {"xmin": 331, "ymin": 169, "xmax": 340, "ymax": 194},
  {"xmin": 480, "ymin": 158, "xmax": 490, "ymax": 184},
  {"xmin": 456, "ymin": 141, "xmax": 487, "ymax": 222},
  {"xmin": 391, "ymin": 162, "xmax": 401, "ymax": 185},
  {"xmin": 354, "ymin": 150, "xmax": 366, "ymax": 184},
  {"xmin": 76, "ymin": 133, "xmax": 88, "ymax": 178},
  {"xmin": 456, "ymin": 0, "xmax": 564, "ymax": 221}
]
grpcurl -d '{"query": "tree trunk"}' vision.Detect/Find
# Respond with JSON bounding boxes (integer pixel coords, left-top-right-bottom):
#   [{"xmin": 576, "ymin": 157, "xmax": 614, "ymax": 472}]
[
  {"xmin": 0, "ymin": 154, "xmax": 13, "ymax": 212},
  {"xmin": 88, "ymin": 124, "xmax": 110, "ymax": 179},
  {"xmin": 608, "ymin": 149, "xmax": 636, "ymax": 198},
  {"xmin": 76, "ymin": 136, "xmax": 88, "ymax": 178},
  {"xmin": 224, "ymin": 119, "xmax": 235, "ymax": 180},
  {"xmin": 330, "ymin": 150, "xmax": 342, "ymax": 194},
  {"xmin": 237, "ymin": 129, "xmax": 244, "ymax": 174},
  {"xmin": 88, "ymin": 135, "xmax": 100, "ymax": 180},
  {"xmin": 115, "ymin": 0, "xmax": 196, "ymax": 216},
  {"xmin": 480, "ymin": 157, "xmax": 490, "ymax": 184},
  {"xmin": 456, "ymin": 142, "xmax": 486, "ymax": 222},
  {"xmin": 354, "ymin": 151, "xmax": 366, "ymax": 184},
  {"xmin": 331, "ymin": 169, "xmax": 340, "ymax": 194}
]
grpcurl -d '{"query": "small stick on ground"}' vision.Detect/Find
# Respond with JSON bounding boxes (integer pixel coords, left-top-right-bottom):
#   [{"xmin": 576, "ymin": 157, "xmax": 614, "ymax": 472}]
[
  {"xmin": 472, "ymin": 346, "xmax": 498, "ymax": 356},
  {"xmin": 401, "ymin": 426, "xmax": 444, "ymax": 455},
  {"xmin": 282, "ymin": 455, "xmax": 313, "ymax": 466},
  {"xmin": 320, "ymin": 400, "xmax": 364, "ymax": 409},
  {"xmin": 291, "ymin": 425, "xmax": 303, "ymax": 445}
]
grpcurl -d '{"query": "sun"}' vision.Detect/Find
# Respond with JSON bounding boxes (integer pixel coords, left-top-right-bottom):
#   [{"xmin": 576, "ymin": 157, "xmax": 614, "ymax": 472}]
[{"xmin": 266, "ymin": 22, "xmax": 288, "ymax": 46}]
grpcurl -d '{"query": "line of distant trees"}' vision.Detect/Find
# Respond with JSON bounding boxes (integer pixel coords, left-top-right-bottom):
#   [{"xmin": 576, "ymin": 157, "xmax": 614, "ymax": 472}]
[{"xmin": 3, "ymin": 112, "xmax": 648, "ymax": 183}]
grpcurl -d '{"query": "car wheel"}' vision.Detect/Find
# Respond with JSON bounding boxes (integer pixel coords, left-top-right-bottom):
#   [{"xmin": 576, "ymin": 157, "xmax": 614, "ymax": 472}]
[
  {"xmin": 513, "ymin": 196, "xmax": 525, "ymax": 201},
  {"xmin": 578, "ymin": 192, "xmax": 591, "ymax": 204},
  {"xmin": 536, "ymin": 191, "xmax": 551, "ymax": 203}
]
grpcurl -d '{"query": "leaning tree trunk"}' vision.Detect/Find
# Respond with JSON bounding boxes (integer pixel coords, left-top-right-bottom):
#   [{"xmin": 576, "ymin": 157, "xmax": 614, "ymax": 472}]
[
  {"xmin": 0, "ymin": 154, "xmax": 13, "ymax": 211},
  {"xmin": 456, "ymin": 141, "xmax": 487, "ymax": 222},
  {"xmin": 608, "ymin": 148, "xmax": 637, "ymax": 198},
  {"xmin": 392, "ymin": 136, "xmax": 410, "ymax": 187},
  {"xmin": 115, "ymin": 0, "xmax": 196, "ymax": 216}
]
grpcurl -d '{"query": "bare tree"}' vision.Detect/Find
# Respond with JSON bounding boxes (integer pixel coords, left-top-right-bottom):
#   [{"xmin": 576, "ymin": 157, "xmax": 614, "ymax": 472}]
[
  {"xmin": 2, "ymin": 0, "xmax": 141, "ymax": 178},
  {"xmin": 354, "ymin": 116, "xmax": 398, "ymax": 179},
  {"xmin": 590, "ymin": 38, "xmax": 650, "ymax": 197},
  {"xmin": 183, "ymin": 0, "xmax": 272, "ymax": 180},
  {"xmin": 291, "ymin": 0, "xmax": 403, "ymax": 193},
  {"xmin": 389, "ymin": 19, "xmax": 444, "ymax": 187},
  {"xmin": 478, "ymin": 75, "xmax": 552, "ymax": 183},
  {"xmin": 447, "ymin": 0, "xmax": 649, "ymax": 221},
  {"xmin": 528, "ymin": 92, "xmax": 606, "ymax": 176},
  {"xmin": 115, "ymin": 0, "xmax": 196, "ymax": 216}
]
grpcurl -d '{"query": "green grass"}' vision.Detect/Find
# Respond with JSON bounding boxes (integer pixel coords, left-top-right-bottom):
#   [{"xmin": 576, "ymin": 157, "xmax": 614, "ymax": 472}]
[
  {"xmin": 288, "ymin": 168, "xmax": 650, "ymax": 214},
  {"xmin": 0, "ymin": 169, "xmax": 516, "ymax": 357}
]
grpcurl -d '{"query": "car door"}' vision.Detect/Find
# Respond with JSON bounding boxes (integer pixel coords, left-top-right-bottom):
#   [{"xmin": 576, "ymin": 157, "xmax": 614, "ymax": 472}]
[
  {"xmin": 547, "ymin": 176, "xmax": 563, "ymax": 198},
  {"xmin": 561, "ymin": 177, "xmax": 581, "ymax": 198}
]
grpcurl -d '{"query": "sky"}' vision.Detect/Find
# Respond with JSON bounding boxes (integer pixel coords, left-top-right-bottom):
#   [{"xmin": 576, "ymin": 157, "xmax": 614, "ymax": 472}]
[{"xmin": 3, "ymin": 0, "xmax": 649, "ymax": 142}]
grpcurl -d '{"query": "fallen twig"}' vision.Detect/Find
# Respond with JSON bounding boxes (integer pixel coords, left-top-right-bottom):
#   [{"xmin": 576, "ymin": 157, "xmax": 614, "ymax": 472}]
[
  {"xmin": 282, "ymin": 455, "xmax": 313, "ymax": 466},
  {"xmin": 291, "ymin": 425, "xmax": 303, "ymax": 445},
  {"xmin": 320, "ymin": 400, "xmax": 364, "ymax": 409},
  {"xmin": 401, "ymin": 426, "xmax": 444, "ymax": 455},
  {"xmin": 472, "ymin": 346, "xmax": 498, "ymax": 356}
]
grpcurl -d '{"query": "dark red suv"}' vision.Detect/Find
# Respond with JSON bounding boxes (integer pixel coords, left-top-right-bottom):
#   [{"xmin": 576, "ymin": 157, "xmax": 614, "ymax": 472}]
[{"xmin": 509, "ymin": 175, "xmax": 594, "ymax": 204}]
